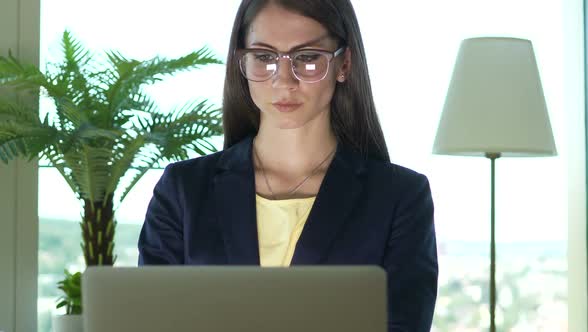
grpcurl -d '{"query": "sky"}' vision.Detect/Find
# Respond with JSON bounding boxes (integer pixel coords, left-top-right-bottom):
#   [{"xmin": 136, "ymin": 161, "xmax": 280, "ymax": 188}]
[{"xmin": 37, "ymin": 0, "xmax": 569, "ymax": 243}]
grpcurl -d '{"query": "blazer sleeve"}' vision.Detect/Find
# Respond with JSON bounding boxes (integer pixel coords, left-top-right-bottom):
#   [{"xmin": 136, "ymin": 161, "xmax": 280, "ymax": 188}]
[
  {"xmin": 384, "ymin": 173, "xmax": 438, "ymax": 332},
  {"xmin": 138, "ymin": 164, "xmax": 185, "ymax": 265}
]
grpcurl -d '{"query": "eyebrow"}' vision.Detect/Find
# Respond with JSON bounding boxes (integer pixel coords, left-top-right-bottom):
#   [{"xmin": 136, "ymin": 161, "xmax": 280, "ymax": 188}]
[{"xmin": 250, "ymin": 35, "xmax": 330, "ymax": 51}]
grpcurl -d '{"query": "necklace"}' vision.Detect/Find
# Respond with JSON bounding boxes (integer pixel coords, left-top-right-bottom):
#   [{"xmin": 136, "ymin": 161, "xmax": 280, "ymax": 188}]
[{"xmin": 253, "ymin": 138, "xmax": 337, "ymax": 200}]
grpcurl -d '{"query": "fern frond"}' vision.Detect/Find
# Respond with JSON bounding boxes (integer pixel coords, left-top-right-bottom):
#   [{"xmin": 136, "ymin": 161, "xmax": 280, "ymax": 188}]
[
  {"xmin": 116, "ymin": 147, "xmax": 161, "ymax": 205},
  {"xmin": 112, "ymin": 92, "xmax": 159, "ymax": 128},
  {"xmin": 41, "ymin": 145, "xmax": 79, "ymax": 195},
  {"xmin": 0, "ymin": 138, "xmax": 26, "ymax": 163},
  {"xmin": 104, "ymin": 133, "xmax": 147, "ymax": 198},
  {"xmin": 0, "ymin": 118, "xmax": 59, "ymax": 163},
  {"xmin": 149, "ymin": 100, "xmax": 222, "ymax": 160},
  {"xmin": 0, "ymin": 98, "xmax": 41, "ymax": 123},
  {"xmin": 137, "ymin": 46, "xmax": 223, "ymax": 81},
  {"xmin": 0, "ymin": 52, "xmax": 50, "ymax": 91},
  {"xmin": 50, "ymin": 31, "xmax": 102, "ymax": 116},
  {"xmin": 64, "ymin": 145, "xmax": 113, "ymax": 203},
  {"xmin": 61, "ymin": 30, "xmax": 93, "ymax": 68},
  {"xmin": 105, "ymin": 46, "xmax": 222, "ymax": 114},
  {"xmin": 55, "ymin": 98, "xmax": 89, "ymax": 128}
]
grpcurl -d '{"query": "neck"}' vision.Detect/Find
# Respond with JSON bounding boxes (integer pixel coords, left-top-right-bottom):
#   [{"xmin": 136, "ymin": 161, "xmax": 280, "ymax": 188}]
[{"xmin": 253, "ymin": 122, "xmax": 337, "ymax": 177}]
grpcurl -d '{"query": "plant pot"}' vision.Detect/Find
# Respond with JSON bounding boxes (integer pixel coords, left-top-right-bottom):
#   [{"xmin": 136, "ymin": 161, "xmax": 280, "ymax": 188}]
[{"xmin": 52, "ymin": 314, "xmax": 83, "ymax": 332}]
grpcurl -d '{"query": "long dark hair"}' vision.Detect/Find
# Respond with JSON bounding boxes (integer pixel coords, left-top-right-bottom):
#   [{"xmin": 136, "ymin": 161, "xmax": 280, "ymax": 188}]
[{"xmin": 222, "ymin": 0, "xmax": 390, "ymax": 162}]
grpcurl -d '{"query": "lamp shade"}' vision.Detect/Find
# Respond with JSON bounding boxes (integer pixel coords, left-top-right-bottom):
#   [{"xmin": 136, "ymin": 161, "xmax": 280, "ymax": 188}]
[{"xmin": 433, "ymin": 37, "xmax": 557, "ymax": 157}]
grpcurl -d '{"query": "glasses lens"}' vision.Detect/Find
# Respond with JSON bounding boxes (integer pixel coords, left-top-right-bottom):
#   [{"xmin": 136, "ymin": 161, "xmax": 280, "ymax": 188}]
[
  {"xmin": 240, "ymin": 51, "xmax": 276, "ymax": 81},
  {"xmin": 292, "ymin": 51, "xmax": 329, "ymax": 82}
]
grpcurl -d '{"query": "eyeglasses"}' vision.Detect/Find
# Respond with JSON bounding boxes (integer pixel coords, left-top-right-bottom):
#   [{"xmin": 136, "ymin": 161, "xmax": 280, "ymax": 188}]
[{"xmin": 236, "ymin": 47, "xmax": 345, "ymax": 83}]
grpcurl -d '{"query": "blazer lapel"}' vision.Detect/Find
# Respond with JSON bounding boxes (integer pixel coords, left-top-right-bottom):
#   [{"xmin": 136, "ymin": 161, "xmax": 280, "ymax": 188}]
[
  {"xmin": 290, "ymin": 143, "xmax": 366, "ymax": 265},
  {"xmin": 213, "ymin": 135, "xmax": 260, "ymax": 265},
  {"xmin": 212, "ymin": 135, "xmax": 367, "ymax": 266}
]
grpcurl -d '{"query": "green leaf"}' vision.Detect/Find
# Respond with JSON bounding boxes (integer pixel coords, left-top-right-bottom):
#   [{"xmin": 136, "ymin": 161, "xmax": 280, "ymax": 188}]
[{"xmin": 0, "ymin": 52, "xmax": 49, "ymax": 91}]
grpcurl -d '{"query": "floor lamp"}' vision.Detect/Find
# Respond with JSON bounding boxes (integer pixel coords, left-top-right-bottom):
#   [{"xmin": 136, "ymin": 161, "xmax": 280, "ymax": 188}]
[{"xmin": 432, "ymin": 37, "xmax": 557, "ymax": 331}]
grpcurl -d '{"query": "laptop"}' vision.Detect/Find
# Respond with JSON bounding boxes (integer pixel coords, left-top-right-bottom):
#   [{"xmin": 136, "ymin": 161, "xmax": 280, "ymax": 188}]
[{"xmin": 82, "ymin": 265, "xmax": 387, "ymax": 332}]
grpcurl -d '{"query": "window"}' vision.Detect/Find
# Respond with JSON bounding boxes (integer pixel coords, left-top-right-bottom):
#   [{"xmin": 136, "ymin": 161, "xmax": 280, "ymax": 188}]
[
  {"xmin": 38, "ymin": 1, "xmax": 578, "ymax": 331},
  {"xmin": 37, "ymin": 1, "xmax": 233, "ymax": 330},
  {"xmin": 352, "ymin": 1, "xmax": 570, "ymax": 330}
]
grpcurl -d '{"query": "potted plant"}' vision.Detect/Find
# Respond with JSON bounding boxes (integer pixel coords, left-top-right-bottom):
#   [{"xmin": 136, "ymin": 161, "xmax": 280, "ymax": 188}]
[
  {"xmin": 0, "ymin": 30, "xmax": 223, "ymax": 330},
  {"xmin": 53, "ymin": 270, "xmax": 82, "ymax": 332}
]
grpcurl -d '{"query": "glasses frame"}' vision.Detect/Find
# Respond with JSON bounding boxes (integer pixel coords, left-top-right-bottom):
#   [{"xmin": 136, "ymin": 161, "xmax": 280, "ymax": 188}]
[{"xmin": 236, "ymin": 46, "xmax": 346, "ymax": 83}]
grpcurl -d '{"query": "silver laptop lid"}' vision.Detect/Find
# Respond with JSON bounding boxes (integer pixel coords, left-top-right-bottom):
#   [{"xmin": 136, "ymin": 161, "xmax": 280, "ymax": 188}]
[{"xmin": 82, "ymin": 266, "xmax": 387, "ymax": 332}]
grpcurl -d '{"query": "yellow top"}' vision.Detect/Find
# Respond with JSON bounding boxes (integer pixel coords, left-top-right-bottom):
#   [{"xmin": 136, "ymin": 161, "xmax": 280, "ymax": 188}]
[{"xmin": 255, "ymin": 194, "xmax": 316, "ymax": 267}]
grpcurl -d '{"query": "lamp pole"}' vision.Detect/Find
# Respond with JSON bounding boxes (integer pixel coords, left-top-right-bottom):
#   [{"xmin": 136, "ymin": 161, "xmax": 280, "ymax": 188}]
[{"xmin": 486, "ymin": 152, "xmax": 500, "ymax": 332}]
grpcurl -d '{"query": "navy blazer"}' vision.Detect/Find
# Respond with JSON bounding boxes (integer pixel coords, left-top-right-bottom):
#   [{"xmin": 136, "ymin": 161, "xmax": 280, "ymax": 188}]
[{"xmin": 138, "ymin": 135, "xmax": 438, "ymax": 332}]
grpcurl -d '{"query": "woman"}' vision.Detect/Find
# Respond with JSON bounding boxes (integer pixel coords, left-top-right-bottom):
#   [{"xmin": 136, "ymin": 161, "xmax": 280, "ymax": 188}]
[{"xmin": 138, "ymin": 0, "xmax": 438, "ymax": 331}]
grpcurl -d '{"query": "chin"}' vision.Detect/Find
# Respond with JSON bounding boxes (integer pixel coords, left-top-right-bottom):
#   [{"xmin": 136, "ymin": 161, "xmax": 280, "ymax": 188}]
[
  {"xmin": 260, "ymin": 106, "xmax": 328, "ymax": 131},
  {"xmin": 274, "ymin": 119, "xmax": 307, "ymax": 130}
]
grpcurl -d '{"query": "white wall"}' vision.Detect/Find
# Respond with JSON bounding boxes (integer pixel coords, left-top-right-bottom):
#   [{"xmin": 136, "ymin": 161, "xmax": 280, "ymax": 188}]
[{"xmin": 0, "ymin": 0, "xmax": 40, "ymax": 331}]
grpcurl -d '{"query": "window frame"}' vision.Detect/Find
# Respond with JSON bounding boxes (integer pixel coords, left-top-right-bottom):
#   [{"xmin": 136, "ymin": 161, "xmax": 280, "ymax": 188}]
[{"xmin": 0, "ymin": 0, "xmax": 40, "ymax": 331}]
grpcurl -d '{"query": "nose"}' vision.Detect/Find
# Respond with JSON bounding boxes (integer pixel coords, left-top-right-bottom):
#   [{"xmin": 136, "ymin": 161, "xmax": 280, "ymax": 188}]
[{"xmin": 272, "ymin": 56, "xmax": 298, "ymax": 89}]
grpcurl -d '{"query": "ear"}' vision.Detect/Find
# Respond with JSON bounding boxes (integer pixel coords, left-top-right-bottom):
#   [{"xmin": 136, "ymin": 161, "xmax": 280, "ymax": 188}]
[{"xmin": 337, "ymin": 48, "xmax": 352, "ymax": 83}]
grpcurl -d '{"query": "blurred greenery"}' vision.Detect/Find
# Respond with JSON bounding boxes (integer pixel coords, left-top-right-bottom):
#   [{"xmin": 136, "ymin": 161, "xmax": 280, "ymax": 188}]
[
  {"xmin": 38, "ymin": 217, "xmax": 142, "ymax": 332},
  {"xmin": 39, "ymin": 217, "xmax": 142, "ymax": 275},
  {"xmin": 37, "ymin": 218, "xmax": 568, "ymax": 332}
]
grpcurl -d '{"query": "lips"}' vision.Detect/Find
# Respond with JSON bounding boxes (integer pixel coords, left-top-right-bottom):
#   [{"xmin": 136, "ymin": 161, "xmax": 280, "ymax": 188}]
[{"xmin": 272, "ymin": 101, "xmax": 302, "ymax": 113}]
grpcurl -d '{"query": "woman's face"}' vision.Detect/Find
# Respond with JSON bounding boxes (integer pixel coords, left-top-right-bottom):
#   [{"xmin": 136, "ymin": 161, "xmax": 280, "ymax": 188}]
[{"xmin": 244, "ymin": 3, "xmax": 349, "ymax": 130}]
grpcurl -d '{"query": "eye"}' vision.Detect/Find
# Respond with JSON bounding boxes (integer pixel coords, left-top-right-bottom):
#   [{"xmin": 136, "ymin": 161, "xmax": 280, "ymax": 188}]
[
  {"xmin": 295, "ymin": 52, "xmax": 321, "ymax": 63},
  {"xmin": 253, "ymin": 52, "xmax": 275, "ymax": 63}
]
